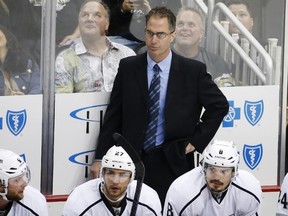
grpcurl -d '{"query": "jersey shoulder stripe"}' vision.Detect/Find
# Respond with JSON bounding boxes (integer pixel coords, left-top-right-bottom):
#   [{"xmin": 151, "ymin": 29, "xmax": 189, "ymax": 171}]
[
  {"xmin": 126, "ymin": 197, "xmax": 158, "ymax": 216},
  {"xmin": 179, "ymin": 184, "xmax": 207, "ymax": 215},
  {"xmin": 79, "ymin": 199, "xmax": 103, "ymax": 216},
  {"xmin": 16, "ymin": 201, "xmax": 39, "ymax": 216},
  {"xmin": 232, "ymin": 182, "xmax": 261, "ymax": 203}
]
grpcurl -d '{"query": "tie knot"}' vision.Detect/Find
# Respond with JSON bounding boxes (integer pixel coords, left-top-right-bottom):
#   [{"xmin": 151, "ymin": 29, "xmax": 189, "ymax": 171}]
[{"xmin": 153, "ymin": 64, "xmax": 161, "ymax": 73}]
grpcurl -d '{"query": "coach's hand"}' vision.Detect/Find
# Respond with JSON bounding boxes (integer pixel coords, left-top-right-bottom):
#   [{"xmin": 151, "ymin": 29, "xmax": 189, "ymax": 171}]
[
  {"xmin": 90, "ymin": 161, "xmax": 102, "ymax": 179},
  {"xmin": 185, "ymin": 143, "xmax": 196, "ymax": 154}
]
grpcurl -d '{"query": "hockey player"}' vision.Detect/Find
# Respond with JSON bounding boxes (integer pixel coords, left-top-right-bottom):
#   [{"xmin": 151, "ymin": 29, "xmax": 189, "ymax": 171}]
[
  {"xmin": 62, "ymin": 145, "xmax": 162, "ymax": 215},
  {"xmin": 163, "ymin": 140, "xmax": 262, "ymax": 216},
  {"xmin": 0, "ymin": 149, "xmax": 48, "ymax": 216},
  {"xmin": 277, "ymin": 172, "xmax": 288, "ymax": 215}
]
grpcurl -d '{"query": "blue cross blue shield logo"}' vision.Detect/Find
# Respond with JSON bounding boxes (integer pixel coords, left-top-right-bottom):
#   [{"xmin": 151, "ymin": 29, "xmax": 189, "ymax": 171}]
[
  {"xmin": 244, "ymin": 100, "xmax": 264, "ymax": 126},
  {"xmin": 243, "ymin": 144, "xmax": 263, "ymax": 170},
  {"xmin": 6, "ymin": 110, "xmax": 27, "ymax": 136}
]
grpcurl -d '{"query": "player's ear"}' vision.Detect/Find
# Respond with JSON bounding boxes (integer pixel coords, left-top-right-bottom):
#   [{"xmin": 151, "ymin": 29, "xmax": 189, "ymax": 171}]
[
  {"xmin": 231, "ymin": 169, "xmax": 238, "ymax": 181},
  {"xmin": 170, "ymin": 31, "xmax": 176, "ymax": 44}
]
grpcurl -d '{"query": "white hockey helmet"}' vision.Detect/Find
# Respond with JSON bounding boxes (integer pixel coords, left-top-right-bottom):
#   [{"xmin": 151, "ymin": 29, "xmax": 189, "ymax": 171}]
[
  {"xmin": 0, "ymin": 149, "xmax": 30, "ymax": 197},
  {"xmin": 101, "ymin": 145, "xmax": 135, "ymax": 181},
  {"xmin": 202, "ymin": 139, "xmax": 239, "ymax": 172}
]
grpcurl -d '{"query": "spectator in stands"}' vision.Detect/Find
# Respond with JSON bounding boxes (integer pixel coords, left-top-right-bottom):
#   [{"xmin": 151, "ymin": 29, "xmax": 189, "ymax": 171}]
[
  {"xmin": 225, "ymin": 0, "xmax": 253, "ymax": 35},
  {"xmin": 277, "ymin": 172, "xmax": 288, "ymax": 215},
  {"xmin": 173, "ymin": 7, "xmax": 236, "ymax": 87},
  {"xmin": 55, "ymin": 0, "xmax": 135, "ymax": 93},
  {"xmin": 0, "ymin": 149, "xmax": 48, "ymax": 215},
  {"xmin": 163, "ymin": 140, "xmax": 262, "ymax": 215},
  {"xmin": 0, "ymin": 25, "xmax": 41, "ymax": 96},
  {"xmin": 62, "ymin": 143, "xmax": 162, "ymax": 215},
  {"xmin": 105, "ymin": 0, "xmax": 182, "ymax": 50},
  {"xmin": 225, "ymin": 0, "xmax": 266, "ymax": 46}
]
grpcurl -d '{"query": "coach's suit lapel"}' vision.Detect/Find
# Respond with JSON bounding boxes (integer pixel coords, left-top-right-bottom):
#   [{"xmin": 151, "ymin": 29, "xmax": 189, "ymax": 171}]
[
  {"xmin": 135, "ymin": 53, "xmax": 149, "ymax": 105},
  {"xmin": 165, "ymin": 52, "xmax": 182, "ymax": 112}
]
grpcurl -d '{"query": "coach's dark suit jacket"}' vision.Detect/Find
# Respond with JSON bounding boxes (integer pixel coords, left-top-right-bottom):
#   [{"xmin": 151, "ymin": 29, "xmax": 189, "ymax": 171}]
[{"xmin": 96, "ymin": 51, "xmax": 229, "ymax": 176}]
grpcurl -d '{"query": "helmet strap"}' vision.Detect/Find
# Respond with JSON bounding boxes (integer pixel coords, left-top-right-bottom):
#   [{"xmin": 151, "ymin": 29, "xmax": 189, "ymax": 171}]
[{"xmin": 100, "ymin": 182, "xmax": 127, "ymax": 206}]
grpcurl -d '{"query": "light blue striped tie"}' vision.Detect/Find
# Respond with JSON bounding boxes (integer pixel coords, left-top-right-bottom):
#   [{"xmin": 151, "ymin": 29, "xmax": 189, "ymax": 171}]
[{"xmin": 143, "ymin": 64, "xmax": 161, "ymax": 152}]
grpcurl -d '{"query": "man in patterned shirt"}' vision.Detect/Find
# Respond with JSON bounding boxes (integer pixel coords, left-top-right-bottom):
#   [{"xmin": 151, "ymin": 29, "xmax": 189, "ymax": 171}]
[{"xmin": 55, "ymin": 0, "xmax": 135, "ymax": 93}]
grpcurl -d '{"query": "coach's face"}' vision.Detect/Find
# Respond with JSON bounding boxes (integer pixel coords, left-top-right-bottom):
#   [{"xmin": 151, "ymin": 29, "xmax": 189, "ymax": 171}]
[
  {"xmin": 205, "ymin": 165, "xmax": 234, "ymax": 193},
  {"xmin": 102, "ymin": 168, "xmax": 131, "ymax": 203},
  {"xmin": 145, "ymin": 16, "xmax": 175, "ymax": 63}
]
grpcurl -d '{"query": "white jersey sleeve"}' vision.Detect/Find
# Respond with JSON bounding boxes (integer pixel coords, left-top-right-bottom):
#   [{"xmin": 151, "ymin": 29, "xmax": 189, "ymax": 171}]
[
  {"xmin": 8, "ymin": 185, "xmax": 48, "ymax": 216},
  {"xmin": 277, "ymin": 173, "xmax": 288, "ymax": 215}
]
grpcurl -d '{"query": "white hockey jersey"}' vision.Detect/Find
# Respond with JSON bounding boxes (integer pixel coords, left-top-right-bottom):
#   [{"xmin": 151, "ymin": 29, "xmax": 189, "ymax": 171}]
[
  {"xmin": 62, "ymin": 179, "xmax": 162, "ymax": 216},
  {"xmin": 277, "ymin": 173, "xmax": 288, "ymax": 215},
  {"xmin": 5, "ymin": 185, "xmax": 48, "ymax": 216},
  {"xmin": 163, "ymin": 166, "xmax": 262, "ymax": 216}
]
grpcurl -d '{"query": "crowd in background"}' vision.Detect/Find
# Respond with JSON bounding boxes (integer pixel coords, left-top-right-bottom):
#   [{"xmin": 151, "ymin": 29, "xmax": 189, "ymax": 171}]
[{"xmin": 0, "ymin": 0, "xmax": 287, "ymax": 215}]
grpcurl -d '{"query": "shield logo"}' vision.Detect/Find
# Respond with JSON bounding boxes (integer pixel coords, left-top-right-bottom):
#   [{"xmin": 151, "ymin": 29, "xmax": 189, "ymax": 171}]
[
  {"xmin": 243, "ymin": 144, "xmax": 263, "ymax": 170},
  {"xmin": 244, "ymin": 100, "xmax": 264, "ymax": 126},
  {"xmin": 6, "ymin": 110, "xmax": 27, "ymax": 136}
]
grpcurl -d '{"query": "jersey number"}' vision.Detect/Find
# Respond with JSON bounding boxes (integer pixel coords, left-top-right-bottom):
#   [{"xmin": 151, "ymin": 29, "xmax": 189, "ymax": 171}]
[
  {"xmin": 166, "ymin": 203, "xmax": 174, "ymax": 216},
  {"xmin": 278, "ymin": 191, "xmax": 288, "ymax": 209}
]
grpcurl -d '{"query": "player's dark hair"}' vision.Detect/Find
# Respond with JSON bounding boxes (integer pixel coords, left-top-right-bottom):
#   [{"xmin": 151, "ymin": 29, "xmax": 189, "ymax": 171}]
[{"xmin": 145, "ymin": 6, "xmax": 176, "ymax": 33}]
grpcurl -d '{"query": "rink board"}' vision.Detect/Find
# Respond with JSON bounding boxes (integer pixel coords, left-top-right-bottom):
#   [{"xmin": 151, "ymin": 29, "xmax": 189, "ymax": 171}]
[{"xmin": 53, "ymin": 85, "xmax": 279, "ymax": 194}]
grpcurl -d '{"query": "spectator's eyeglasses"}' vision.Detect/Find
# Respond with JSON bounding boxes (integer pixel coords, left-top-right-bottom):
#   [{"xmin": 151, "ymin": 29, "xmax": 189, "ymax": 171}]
[{"xmin": 145, "ymin": 29, "xmax": 174, "ymax": 39}]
